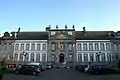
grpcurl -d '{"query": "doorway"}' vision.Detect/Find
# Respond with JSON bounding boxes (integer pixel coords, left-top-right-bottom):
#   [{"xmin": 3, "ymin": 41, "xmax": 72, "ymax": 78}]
[{"xmin": 59, "ymin": 53, "xmax": 65, "ymax": 62}]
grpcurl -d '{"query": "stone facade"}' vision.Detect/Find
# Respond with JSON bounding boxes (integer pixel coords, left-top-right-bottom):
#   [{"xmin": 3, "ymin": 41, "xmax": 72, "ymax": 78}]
[{"xmin": 0, "ymin": 27, "xmax": 120, "ymax": 67}]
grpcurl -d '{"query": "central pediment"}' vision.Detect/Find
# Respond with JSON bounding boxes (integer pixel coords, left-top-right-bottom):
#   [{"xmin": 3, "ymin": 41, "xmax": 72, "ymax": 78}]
[{"xmin": 56, "ymin": 34, "xmax": 68, "ymax": 39}]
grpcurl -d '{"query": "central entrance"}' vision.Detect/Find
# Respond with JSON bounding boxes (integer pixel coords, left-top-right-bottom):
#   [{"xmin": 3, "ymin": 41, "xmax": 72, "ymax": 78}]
[{"xmin": 59, "ymin": 53, "xmax": 65, "ymax": 62}]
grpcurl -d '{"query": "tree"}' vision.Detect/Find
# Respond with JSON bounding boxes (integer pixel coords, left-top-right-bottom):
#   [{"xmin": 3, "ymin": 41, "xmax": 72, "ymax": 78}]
[{"xmin": 0, "ymin": 57, "xmax": 7, "ymax": 80}]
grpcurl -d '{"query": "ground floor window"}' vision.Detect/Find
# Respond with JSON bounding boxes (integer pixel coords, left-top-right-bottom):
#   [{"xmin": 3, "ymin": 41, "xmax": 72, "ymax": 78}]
[{"xmin": 42, "ymin": 54, "xmax": 46, "ymax": 62}]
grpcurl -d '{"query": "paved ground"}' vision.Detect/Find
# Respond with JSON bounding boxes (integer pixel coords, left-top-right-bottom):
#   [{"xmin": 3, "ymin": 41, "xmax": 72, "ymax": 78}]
[{"xmin": 2, "ymin": 68, "xmax": 120, "ymax": 80}]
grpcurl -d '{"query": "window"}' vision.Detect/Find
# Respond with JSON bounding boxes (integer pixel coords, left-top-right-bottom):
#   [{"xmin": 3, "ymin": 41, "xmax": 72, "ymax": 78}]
[
  {"xmin": 95, "ymin": 53, "xmax": 100, "ymax": 62},
  {"xmin": 30, "ymin": 53, "xmax": 34, "ymax": 61},
  {"xmin": 95, "ymin": 43, "xmax": 99, "ymax": 50},
  {"xmin": 83, "ymin": 43, "xmax": 87, "ymax": 51},
  {"xmin": 36, "ymin": 53, "xmax": 40, "ymax": 61},
  {"xmin": 68, "ymin": 54, "xmax": 72, "ymax": 62},
  {"xmin": 24, "ymin": 53, "xmax": 29, "ymax": 61},
  {"xmin": 31, "ymin": 44, "xmax": 35, "ymax": 50},
  {"xmin": 14, "ymin": 53, "xmax": 18, "ymax": 61},
  {"xmin": 101, "ymin": 53, "xmax": 106, "ymax": 62},
  {"xmin": 100, "ymin": 43, "xmax": 105, "ymax": 51},
  {"xmin": 20, "ymin": 44, "xmax": 24, "ymax": 50},
  {"xmin": 89, "ymin": 43, "xmax": 93, "ymax": 51},
  {"xmin": 69, "ymin": 44, "xmax": 72, "ymax": 50},
  {"xmin": 106, "ymin": 43, "xmax": 111, "ymax": 50},
  {"xmin": 42, "ymin": 44, "xmax": 47, "ymax": 51},
  {"xmin": 78, "ymin": 54, "xmax": 82, "ymax": 62},
  {"xmin": 19, "ymin": 54, "xmax": 23, "ymax": 61},
  {"xmin": 51, "ymin": 44, "xmax": 55, "ymax": 50},
  {"xmin": 114, "ymin": 44, "xmax": 117, "ymax": 50},
  {"xmin": 77, "ymin": 44, "xmax": 82, "ymax": 51},
  {"xmin": 115, "ymin": 53, "xmax": 119, "ymax": 61},
  {"xmin": 84, "ymin": 53, "xmax": 88, "ymax": 62},
  {"xmin": 26, "ymin": 44, "xmax": 30, "ymax": 50},
  {"xmin": 107, "ymin": 53, "xmax": 112, "ymax": 61},
  {"xmin": 51, "ymin": 54, "xmax": 55, "ymax": 62},
  {"xmin": 42, "ymin": 54, "xmax": 46, "ymax": 62},
  {"xmin": 37, "ymin": 44, "xmax": 41, "ymax": 50},
  {"xmin": 90, "ymin": 53, "xmax": 94, "ymax": 61}
]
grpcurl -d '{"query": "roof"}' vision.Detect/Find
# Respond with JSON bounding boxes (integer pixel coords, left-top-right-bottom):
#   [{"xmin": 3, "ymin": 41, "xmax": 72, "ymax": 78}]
[
  {"xmin": 75, "ymin": 31, "xmax": 114, "ymax": 40},
  {"xmin": 17, "ymin": 31, "xmax": 48, "ymax": 40},
  {"xmin": 1, "ymin": 31, "xmax": 119, "ymax": 40}
]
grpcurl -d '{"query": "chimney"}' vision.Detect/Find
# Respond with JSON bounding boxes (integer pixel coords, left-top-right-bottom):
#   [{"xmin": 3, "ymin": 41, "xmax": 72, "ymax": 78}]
[
  {"xmin": 46, "ymin": 25, "xmax": 51, "ymax": 31},
  {"xmin": 18, "ymin": 27, "xmax": 21, "ymax": 33},
  {"xmin": 65, "ymin": 25, "xmax": 67, "ymax": 29},
  {"xmin": 83, "ymin": 27, "xmax": 86, "ymax": 32},
  {"xmin": 72, "ymin": 25, "xmax": 75, "ymax": 30},
  {"xmin": 56, "ymin": 25, "xmax": 58, "ymax": 29}
]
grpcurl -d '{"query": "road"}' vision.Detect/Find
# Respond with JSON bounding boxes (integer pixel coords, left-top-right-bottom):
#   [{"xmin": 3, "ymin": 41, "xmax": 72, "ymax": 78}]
[{"xmin": 2, "ymin": 68, "xmax": 120, "ymax": 80}]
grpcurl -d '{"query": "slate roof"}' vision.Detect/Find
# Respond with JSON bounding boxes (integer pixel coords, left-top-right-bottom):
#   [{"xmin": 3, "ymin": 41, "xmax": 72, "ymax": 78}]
[
  {"xmin": 1, "ymin": 30, "xmax": 119, "ymax": 40},
  {"xmin": 13, "ymin": 31, "xmax": 117, "ymax": 40},
  {"xmin": 17, "ymin": 31, "xmax": 48, "ymax": 40}
]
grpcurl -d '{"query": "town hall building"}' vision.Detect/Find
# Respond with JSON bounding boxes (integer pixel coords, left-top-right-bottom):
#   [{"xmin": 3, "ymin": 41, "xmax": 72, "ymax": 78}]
[{"xmin": 0, "ymin": 25, "xmax": 120, "ymax": 67}]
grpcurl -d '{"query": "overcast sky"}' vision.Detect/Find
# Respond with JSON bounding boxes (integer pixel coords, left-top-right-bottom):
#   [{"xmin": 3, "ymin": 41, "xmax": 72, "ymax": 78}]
[{"xmin": 0, "ymin": 0, "xmax": 120, "ymax": 36}]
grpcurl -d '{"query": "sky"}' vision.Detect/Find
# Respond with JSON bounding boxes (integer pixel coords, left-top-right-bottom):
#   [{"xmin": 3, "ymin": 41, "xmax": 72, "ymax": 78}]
[{"xmin": 0, "ymin": 0, "xmax": 120, "ymax": 36}]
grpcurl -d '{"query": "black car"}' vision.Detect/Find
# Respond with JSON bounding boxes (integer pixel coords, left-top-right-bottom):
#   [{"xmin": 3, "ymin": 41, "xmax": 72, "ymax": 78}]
[
  {"xmin": 16, "ymin": 65, "xmax": 41, "ymax": 75},
  {"xmin": 85, "ymin": 65, "xmax": 112, "ymax": 75}
]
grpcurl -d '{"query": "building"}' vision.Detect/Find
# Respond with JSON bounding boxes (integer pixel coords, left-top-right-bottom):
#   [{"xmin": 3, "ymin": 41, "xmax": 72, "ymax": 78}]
[{"xmin": 0, "ymin": 26, "xmax": 120, "ymax": 67}]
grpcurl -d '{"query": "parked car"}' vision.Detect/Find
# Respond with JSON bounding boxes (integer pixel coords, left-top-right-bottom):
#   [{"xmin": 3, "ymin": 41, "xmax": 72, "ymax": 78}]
[
  {"xmin": 39, "ymin": 65, "xmax": 46, "ymax": 72},
  {"xmin": 15, "ymin": 65, "xmax": 41, "ymax": 75},
  {"xmin": 74, "ymin": 65, "xmax": 87, "ymax": 73},
  {"xmin": 85, "ymin": 65, "xmax": 113, "ymax": 75},
  {"xmin": 45, "ymin": 65, "xmax": 52, "ymax": 70}
]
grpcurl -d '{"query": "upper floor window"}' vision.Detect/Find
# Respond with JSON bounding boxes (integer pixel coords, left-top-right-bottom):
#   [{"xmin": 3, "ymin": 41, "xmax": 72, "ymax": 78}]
[
  {"xmin": 42, "ymin": 43, "xmax": 47, "ymax": 51},
  {"xmin": 68, "ymin": 31, "xmax": 72, "ymax": 35},
  {"xmin": 51, "ymin": 44, "xmax": 55, "ymax": 50},
  {"xmin": 95, "ymin": 43, "xmax": 99, "ymax": 51},
  {"xmin": 89, "ymin": 43, "xmax": 93, "ymax": 51},
  {"xmin": 20, "ymin": 44, "xmax": 24, "ymax": 50},
  {"xmin": 106, "ymin": 43, "xmax": 111, "ymax": 50},
  {"xmin": 69, "ymin": 44, "xmax": 72, "ymax": 50},
  {"xmin": 114, "ymin": 44, "xmax": 117, "ymax": 50},
  {"xmin": 77, "ymin": 44, "xmax": 82, "ymax": 51},
  {"xmin": 26, "ymin": 44, "xmax": 30, "ymax": 50},
  {"xmin": 31, "ymin": 44, "xmax": 35, "ymax": 50},
  {"xmin": 100, "ymin": 43, "xmax": 105, "ymax": 51},
  {"xmin": 15, "ymin": 44, "xmax": 19, "ymax": 50},
  {"xmin": 83, "ymin": 43, "xmax": 87, "ymax": 51},
  {"xmin": 51, "ymin": 32, "xmax": 56, "ymax": 35},
  {"xmin": 37, "ymin": 44, "xmax": 41, "ymax": 50}
]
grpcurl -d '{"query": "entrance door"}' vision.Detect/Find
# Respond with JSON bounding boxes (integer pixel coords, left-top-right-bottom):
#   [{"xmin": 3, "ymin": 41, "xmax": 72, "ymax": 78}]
[{"xmin": 59, "ymin": 53, "xmax": 65, "ymax": 62}]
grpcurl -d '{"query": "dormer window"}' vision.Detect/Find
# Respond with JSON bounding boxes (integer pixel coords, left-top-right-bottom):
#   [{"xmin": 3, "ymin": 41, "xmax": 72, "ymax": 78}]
[
  {"xmin": 51, "ymin": 32, "xmax": 56, "ymax": 35},
  {"xmin": 68, "ymin": 31, "xmax": 72, "ymax": 35}
]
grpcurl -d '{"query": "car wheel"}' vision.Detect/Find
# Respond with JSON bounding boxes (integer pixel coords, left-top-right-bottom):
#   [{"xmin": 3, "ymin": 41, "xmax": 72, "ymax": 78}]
[{"xmin": 32, "ymin": 72, "xmax": 37, "ymax": 75}]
